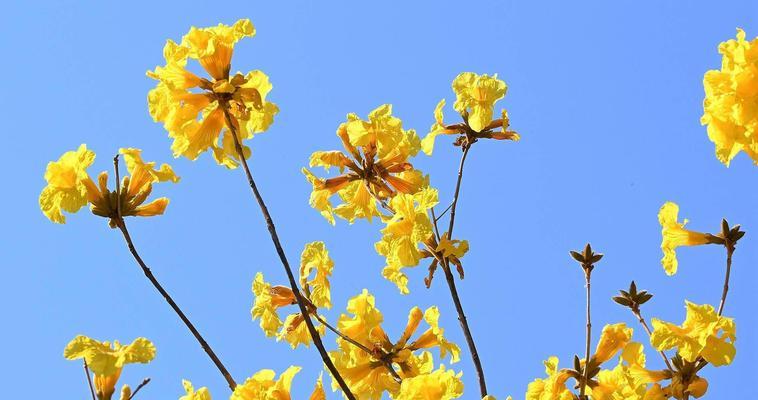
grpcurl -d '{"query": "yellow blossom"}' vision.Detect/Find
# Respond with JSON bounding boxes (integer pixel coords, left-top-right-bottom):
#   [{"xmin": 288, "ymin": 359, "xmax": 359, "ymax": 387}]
[
  {"xmin": 375, "ymin": 188, "xmax": 437, "ymax": 294},
  {"xmin": 39, "ymin": 144, "xmax": 97, "ymax": 223},
  {"xmin": 593, "ymin": 323, "xmax": 633, "ymax": 364},
  {"xmin": 179, "ymin": 380, "xmax": 212, "ymax": 400},
  {"xmin": 525, "ymin": 356, "xmax": 574, "ymax": 400},
  {"xmin": 309, "ymin": 373, "xmax": 326, "ymax": 400},
  {"xmin": 40, "ymin": 146, "xmax": 179, "ymax": 226},
  {"xmin": 650, "ymin": 301, "xmax": 736, "ymax": 366},
  {"xmin": 394, "ymin": 366, "xmax": 464, "ymax": 400},
  {"xmin": 303, "ymin": 104, "xmax": 426, "ymax": 224},
  {"xmin": 329, "ymin": 290, "xmax": 458, "ymax": 399},
  {"xmin": 658, "ymin": 202, "xmax": 714, "ymax": 275},
  {"xmin": 300, "ymin": 241, "xmax": 334, "ymax": 309},
  {"xmin": 119, "ymin": 385, "xmax": 131, "ymax": 400},
  {"xmin": 251, "ymin": 258, "xmax": 328, "ymax": 349},
  {"xmin": 421, "ymin": 73, "xmax": 519, "ymax": 155},
  {"xmin": 590, "ymin": 342, "xmax": 657, "ymax": 400},
  {"xmin": 230, "ymin": 366, "xmax": 300, "ymax": 400},
  {"xmin": 64, "ymin": 335, "xmax": 155, "ymax": 400},
  {"xmin": 701, "ymin": 29, "xmax": 758, "ymax": 166},
  {"xmin": 147, "ymin": 19, "xmax": 278, "ymax": 168}
]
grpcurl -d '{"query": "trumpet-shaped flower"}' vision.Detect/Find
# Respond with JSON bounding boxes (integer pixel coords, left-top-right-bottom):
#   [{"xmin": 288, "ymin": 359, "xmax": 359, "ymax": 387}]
[
  {"xmin": 650, "ymin": 301, "xmax": 736, "ymax": 366},
  {"xmin": 39, "ymin": 144, "xmax": 97, "ymax": 223},
  {"xmin": 147, "ymin": 19, "xmax": 278, "ymax": 168},
  {"xmin": 329, "ymin": 290, "xmax": 459, "ymax": 399},
  {"xmin": 421, "ymin": 73, "xmax": 519, "ymax": 155},
  {"xmin": 251, "ymin": 242, "xmax": 334, "ymax": 348},
  {"xmin": 701, "ymin": 29, "xmax": 758, "ymax": 166},
  {"xmin": 394, "ymin": 366, "xmax": 464, "ymax": 400},
  {"xmin": 40, "ymin": 146, "xmax": 179, "ymax": 226},
  {"xmin": 590, "ymin": 342, "xmax": 664, "ymax": 400},
  {"xmin": 303, "ymin": 104, "xmax": 427, "ymax": 224},
  {"xmin": 230, "ymin": 366, "xmax": 301, "ymax": 400},
  {"xmin": 300, "ymin": 241, "xmax": 334, "ymax": 309},
  {"xmin": 64, "ymin": 335, "xmax": 156, "ymax": 400},
  {"xmin": 179, "ymin": 380, "xmax": 212, "ymax": 400},
  {"xmin": 525, "ymin": 356, "xmax": 574, "ymax": 400},
  {"xmin": 658, "ymin": 202, "xmax": 714, "ymax": 276},
  {"xmin": 375, "ymin": 188, "xmax": 438, "ymax": 294}
]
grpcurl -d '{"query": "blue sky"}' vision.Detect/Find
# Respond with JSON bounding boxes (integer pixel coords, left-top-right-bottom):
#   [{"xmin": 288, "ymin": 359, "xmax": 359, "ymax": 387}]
[{"xmin": 2, "ymin": 1, "xmax": 757, "ymax": 398}]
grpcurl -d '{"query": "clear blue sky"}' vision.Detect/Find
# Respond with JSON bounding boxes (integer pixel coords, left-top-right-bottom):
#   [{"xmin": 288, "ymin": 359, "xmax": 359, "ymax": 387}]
[{"xmin": 2, "ymin": 1, "xmax": 757, "ymax": 398}]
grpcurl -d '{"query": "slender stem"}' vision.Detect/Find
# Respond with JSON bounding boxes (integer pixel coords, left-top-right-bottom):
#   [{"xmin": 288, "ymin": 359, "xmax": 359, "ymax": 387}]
[
  {"xmin": 446, "ymin": 145, "xmax": 470, "ymax": 238},
  {"xmin": 114, "ymin": 153, "xmax": 237, "ymax": 391},
  {"xmin": 128, "ymin": 378, "xmax": 151, "ymax": 400},
  {"xmin": 221, "ymin": 107, "xmax": 356, "ymax": 400},
  {"xmin": 115, "ymin": 219, "xmax": 237, "ymax": 390},
  {"xmin": 633, "ymin": 310, "xmax": 674, "ymax": 371},
  {"xmin": 717, "ymin": 244, "xmax": 734, "ymax": 316},
  {"xmin": 695, "ymin": 242, "xmax": 737, "ymax": 374},
  {"xmin": 579, "ymin": 270, "xmax": 592, "ymax": 398},
  {"xmin": 83, "ymin": 360, "xmax": 96, "ymax": 400},
  {"xmin": 313, "ymin": 313, "xmax": 402, "ymax": 382},
  {"xmin": 434, "ymin": 202, "xmax": 454, "ymax": 223},
  {"xmin": 439, "ymin": 144, "xmax": 488, "ymax": 397},
  {"xmin": 430, "ymin": 208, "xmax": 442, "ymax": 241}
]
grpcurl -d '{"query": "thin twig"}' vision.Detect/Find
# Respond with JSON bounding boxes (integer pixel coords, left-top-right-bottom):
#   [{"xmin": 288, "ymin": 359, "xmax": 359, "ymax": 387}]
[
  {"xmin": 439, "ymin": 144, "xmax": 488, "ymax": 397},
  {"xmin": 632, "ymin": 310, "xmax": 674, "ymax": 371},
  {"xmin": 312, "ymin": 313, "xmax": 402, "ymax": 382},
  {"xmin": 717, "ymin": 244, "xmax": 734, "ymax": 316},
  {"xmin": 128, "ymin": 378, "xmax": 151, "ymax": 400},
  {"xmin": 430, "ymin": 208, "xmax": 442, "ymax": 241},
  {"xmin": 696, "ymin": 242, "xmax": 736, "ymax": 374},
  {"xmin": 434, "ymin": 202, "xmax": 454, "ymax": 223},
  {"xmin": 579, "ymin": 270, "xmax": 592, "ymax": 398},
  {"xmin": 113, "ymin": 158, "xmax": 237, "ymax": 391},
  {"xmin": 221, "ymin": 106, "xmax": 356, "ymax": 400},
  {"xmin": 83, "ymin": 360, "xmax": 96, "ymax": 400}
]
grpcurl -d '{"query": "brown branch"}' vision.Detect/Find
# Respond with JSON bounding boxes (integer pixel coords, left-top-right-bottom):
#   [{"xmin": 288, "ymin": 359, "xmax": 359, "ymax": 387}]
[
  {"xmin": 112, "ymin": 157, "xmax": 237, "ymax": 391},
  {"xmin": 579, "ymin": 270, "xmax": 592, "ymax": 398},
  {"xmin": 632, "ymin": 310, "xmax": 674, "ymax": 371},
  {"xmin": 438, "ymin": 144, "xmax": 488, "ymax": 397},
  {"xmin": 83, "ymin": 360, "xmax": 96, "ymax": 400},
  {"xmin": 717, "ymin": 244, "xmax": 734, "ymax": 316},
  {"xmin": 221, "ymin": 107, "xmax": 356, "ymax": 400},
  {"xmin": 128, "ymin": 378, "xmax": 151, "ymax": 400}
]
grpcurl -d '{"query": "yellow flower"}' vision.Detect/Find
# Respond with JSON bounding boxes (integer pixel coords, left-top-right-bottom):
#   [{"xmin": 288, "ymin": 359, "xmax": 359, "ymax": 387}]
[
  {"xmin": 119, "ymin": 385, "xmax": 131, "ymax": 400},
  {"xmin": 300, "ymin": 241, "xmax": 334, "ymax": 309},
  {"xmin": 39, "ymin": 144, "xmax": 97, "ymax": 223},
  {"xmin": 394, "ymin": 366, "xmax": 464, "ymax": 400},
  {"xmin": 309, "ymin": 373, "xmax": 326, "ymax": 400},
  {"xmin": 303, "ymin": 104, "xmax": 426, "ymax": 224},
  {"xmin": 179, "ymin": 380, "xmax": 212, "ymax": 400},
  {"xmin": 590, "ymin": 342, "xmax": 656, "ymax": 400},
  {"xmin": 230, "ymin": 366, "xmax": 300, "ymax": 400},
  {"xmin": 701, "ymin": 29, "xmax": 758, "ymax": 166},
  {"xmin": 64, "ymin": 335, "xmax": 156, "ymax": 400},
  {"xmin": 593, "ymin": 323, "xmax": 633, "ymax": 364},
  {"xmin": 147, "ymin": 19, "xmax": 278, "ymax": 168},
  {"xmin": 421, "ymin": 73, "xmax": 519, "ymax": 155},
  {"xmin": 658, "ymin": 202, "xmax": 714, "ymax": 276},
  {"xmin": 650, "ymin": 301, "xmax": 736, "ymax": 366},
  {"xmin": 40, "ymin": 146, "xmax": 179, "ymax": 226},
  {"xmin": 251, "ymin": 255, "xmax": 328, "ymax": 349},
  {"xmin": 329, "ymin": 290, "xmax": 458, "ymax": 399},
  {"xmin": 525, "ymin": 356, "xmax": 574, "ymax": 400},
  {"xmin": 375, "ymin": 188, "xmax": 437, "ymax": 294}
]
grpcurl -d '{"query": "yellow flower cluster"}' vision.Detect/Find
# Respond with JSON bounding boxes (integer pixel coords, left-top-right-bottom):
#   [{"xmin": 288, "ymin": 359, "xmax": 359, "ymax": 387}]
[
  {"xmin": 329, "ymin": 290, "xmax": 461, "ymax": 399},
  {"xmin": 147, "ymin": 19, "xmax": 278, "ymax": 168},
  {"xmin": 64, "ymin": 335, "xmax": 156, "ymax": 400},
  {"xmin": 251, "ymin": 241, "xmax": 332, "ymax": 348},
  {"xmin": 303, "ymin": 104, "xmax": 426, "ymax": 224},
  {"xmin": 421, "ymin": 72, "xmax": 519, "ymax": 155},
  {"xmin": 181, "ymin": 367, "xmax": 326, "ymax": 400},
  {"xmin": 702, "ymin": 29, "xmax": 758, "ymax": 166},
  {"xmin": 39, "ymin": 145, "xmax": 178, "ymax": 225},
  {"xmin": 650, "ymin": 301, "xmax": 736, "ymax": 366}
]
